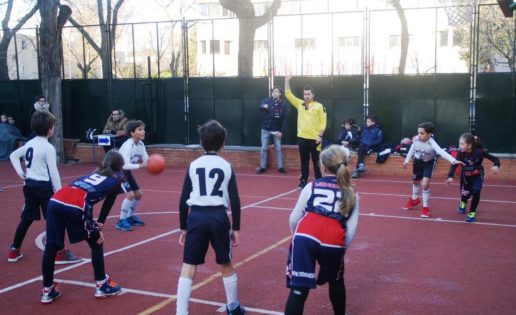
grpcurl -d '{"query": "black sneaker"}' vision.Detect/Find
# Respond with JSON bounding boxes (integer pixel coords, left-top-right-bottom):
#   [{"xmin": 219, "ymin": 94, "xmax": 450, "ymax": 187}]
[
  {"xmin": 278, "ymin": 168, "xmax": 287, "ymax": 174},
  {"xmin": 41, "ymin": 283, "xmax": 61, "ymax": 304},
  {"xmin": 298, "ymin": 180, "xmax": 307, "ymax": 189},
  {"xmin": 256, "ymin": 168, "xmax": 266, "ymax": 174},
  {"xmin": 227, "ymin": 302, "xmax": 246, "ymax": 315}
]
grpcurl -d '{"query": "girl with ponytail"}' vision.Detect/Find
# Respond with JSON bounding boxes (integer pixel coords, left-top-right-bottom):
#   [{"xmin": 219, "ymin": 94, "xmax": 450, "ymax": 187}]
[{"xmin": 285, "ymin": 145, "xmax": 359, "ymax": 315}]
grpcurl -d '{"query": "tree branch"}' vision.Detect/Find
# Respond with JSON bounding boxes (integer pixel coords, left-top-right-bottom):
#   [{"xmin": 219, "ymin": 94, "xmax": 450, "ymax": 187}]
[
  {"xmin": 111, "ymin": 0, "xmax": 125, "ymax": 45},
  {"xmin": 254, "ymin": 0, "xmax": 280, "ymax": 28},
  {"xmin": 12, "ymin": 1, "xmax": 39, "ymax": 33},
  {"xmin": 67, "ymin": 16, "xmax": 102, "ymax": 55},
  {"xmin": 219, "ymin": 0, "xmax": 254, "ymax": 18},
  {"xmin": 57, "ymin": 4, "xmax": 72, "ymax": 32},
  {"xmin": 1, "ymin": 0, "xmax": 13, "ymax": 33}
]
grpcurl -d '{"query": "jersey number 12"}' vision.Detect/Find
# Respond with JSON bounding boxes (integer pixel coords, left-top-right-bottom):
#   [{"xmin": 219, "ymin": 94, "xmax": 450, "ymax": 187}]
[{"xmin": 195, "ymin": 168, "xmax": 224, "ymax": 197}]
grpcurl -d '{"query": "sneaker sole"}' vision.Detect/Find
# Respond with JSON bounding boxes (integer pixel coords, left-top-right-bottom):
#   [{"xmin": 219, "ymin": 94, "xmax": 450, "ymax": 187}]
[
  {"xmin": 130, "ymin": 223, "xmax": 145, "ymax": 226},
  {"xmin": 420, "ymin": 214, "xmax": 430, "ymax": 218},
  {"xmin": 8, "ymin": 254, "xmax": 23, "ymax": 262},
  {"xmin": 95, "ymin": 290, "xmax": 122, "ymax": 298},
  {"xmin": 115, "ymin": 226, "xmax": 133, "ymax": 231},
  {"xmin": 55, "ymin": 258, "xmax": 84, "ymax": 265},
  {"xmin": 41, "ymin": 294, "xmax": 61, "ymax": 304}
]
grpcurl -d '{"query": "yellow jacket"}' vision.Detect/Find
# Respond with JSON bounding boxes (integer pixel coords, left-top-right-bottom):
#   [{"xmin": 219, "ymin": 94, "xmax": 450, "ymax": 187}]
[{"xmin": 285, "ymin": 89, "xmax": 327, "ymax": 140}]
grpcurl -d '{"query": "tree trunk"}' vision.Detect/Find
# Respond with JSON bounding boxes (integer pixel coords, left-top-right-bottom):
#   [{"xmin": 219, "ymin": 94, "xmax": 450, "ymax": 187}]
[
  {"xmin": 39, "ymin": 1, "xmax": 72, "ymax": 163},
  {"xmin": 238, "ymin": 18, "xmax": 255, "ymax": 77},
  {"xmin": 0, "ymin": 38, "xmax": 12, "ymax": 80},
  {"xmin": 392, "ymin": 0, "xmax": 409, "ymax": 75}
]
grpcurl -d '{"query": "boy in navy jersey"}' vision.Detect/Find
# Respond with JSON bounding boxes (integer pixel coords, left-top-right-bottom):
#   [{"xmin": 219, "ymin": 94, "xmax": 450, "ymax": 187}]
[
  {"xmin": 176, "ymin": 120, "xmax": 244, "ymax": 315},
  {"xmin": 8, "ymin": 111, "xmax": 82, "ymax": 264},
  {"xmin": 285, "ymin": 145, "xmax": 359, "ymax": 315},
  {"xmin": 115, "ymin": 120, "xmax": 148, "ymax": 231},
  {"xmin": 446, "ymin": 133, "xmax": 500, "ymax": 222},
  {"xmin": 40, "ymin": 151, "xmax": 129, "ymax": 303}
]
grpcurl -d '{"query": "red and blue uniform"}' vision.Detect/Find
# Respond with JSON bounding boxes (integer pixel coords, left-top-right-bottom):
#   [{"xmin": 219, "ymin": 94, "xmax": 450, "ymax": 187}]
[{"xmin": 286, "ymin": 176, "xmax": 358, "ymax": 289}]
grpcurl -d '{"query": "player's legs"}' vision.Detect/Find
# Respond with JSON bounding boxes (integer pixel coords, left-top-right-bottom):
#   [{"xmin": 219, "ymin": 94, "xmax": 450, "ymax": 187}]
[
  {"xmin": 328, "ymin": 278, "xmax": 346, "ymax": 315},
  {"xmin": 42, "ymin": 202, "xmax": 67, "ymax": 288},
  {"xmin": 127, "ymin": 189, "xmax": 145, "ymax": 226},
  {"xmin": 298, "ymin": 138, "xmax": 311, "ymax": 185},
  {"xmin": 466, "ymin": 175, "xmax": 483, "ymax": 222},
  {"xmin": 117, "ymin": 173, "xmax": 135, "ymax": 230},
  {"xmin": 176, "ymin": 263, "xmax": 197, "ymax": 315},
  {"xmin": 284, "ymin": 287, "xmax": 310, "ymax": 315},
  {"xmin": 272, "ymin": 132, "xmax": 284, "ymax": 171},
  {"xmin": 259, "ymin": 129, "xmax": 270, "ymax": 170},
  {"xmin": 309, "ymin": 141, "xmax": 322, "ymax": 179}
]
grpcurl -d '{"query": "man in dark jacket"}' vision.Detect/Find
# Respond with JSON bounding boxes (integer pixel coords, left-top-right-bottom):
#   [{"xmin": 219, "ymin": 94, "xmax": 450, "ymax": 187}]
[
  {"xmin": 352, "ymin": 115, "xmax": 384, "ymax": 178},
  {"xmin": 257, "ymin": 86, "xmax": 288, "ymax": 174}
]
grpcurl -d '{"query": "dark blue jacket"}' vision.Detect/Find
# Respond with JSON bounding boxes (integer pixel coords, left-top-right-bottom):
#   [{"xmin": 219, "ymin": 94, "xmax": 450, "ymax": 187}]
[
  {"xmin": 259, "ymin": 98, "xmax": 287, "ymax": 132},
  {"xmin": 337, "ymin": 126, "xmax": 360, "ymax": 149},
  {"xmin": 360, "ymin": 124, "xmax": 384, "ymax": 149}
]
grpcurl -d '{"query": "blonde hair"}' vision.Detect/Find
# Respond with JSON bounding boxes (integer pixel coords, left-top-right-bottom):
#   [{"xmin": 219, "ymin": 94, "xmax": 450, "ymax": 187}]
[{"xmin": 319, "ymin": 145, "xmax": 355, "ymax": 217}]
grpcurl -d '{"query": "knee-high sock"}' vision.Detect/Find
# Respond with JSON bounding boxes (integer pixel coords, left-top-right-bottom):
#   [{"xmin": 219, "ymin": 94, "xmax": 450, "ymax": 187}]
[
  {"xmin": 176, "ymin": 277, "xmax": 192, "ymax": 315},
  {"xmin": 120, "ymin": 198, "xmax": 132, "ymax": 220},
  {"xmin": 412, "ymin": 184, "xmax": 421, "ymax": 200},
  {"xmin": 470, "ymin": 192, "xmax": 481, "ymax": 213},
  {"xmin": 329, "ymin": 280, "xmax": 346, "ymax": 315},
  {"xmin": 422, "ymin": 189, "xmax": 430, "ymax": 207},
  {"xmin": 223, "ymin": 273, "xmax": 238, "ymax": 306},
  {"xmin": 128, "ymin": 199, "xmax": 140, "ymax": 217},
  {"xmin": 284, "ymin": 287, "xmax": 309, "ymax": 315}
]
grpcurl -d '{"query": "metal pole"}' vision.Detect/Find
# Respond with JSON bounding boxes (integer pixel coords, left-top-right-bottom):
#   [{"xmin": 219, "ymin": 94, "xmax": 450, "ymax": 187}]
[
  {"xmin": 363, "ymin": 9, "xmax": 370, "ymax": 123},
  {"xmin": 132, "ymin": 24, "xmax": 136, "ymax": 79},
  {"xmin": 36, "ymin": 27, "xmax": 41, "ymax": 80},
  {"xmin": 82, "ymin": 27, "xmax": 87, "ymax": 78},
  {"xmin": 13, "ymin": 31, "xmax": 20, "ymax": 80},
  {"xmin": 156, "ymin": 22, "xmax": 161, "ymax": 78},
  {"xmin": 331, "ymin": 13, "xmax": 334, "ymax": 77},
  {"xmin": 211, "ymin": 19, "xmax": 215, "ymax": 77},
  {"xmin": 182, "ymin": 18, "xmax": 190, "ymax": 144}
]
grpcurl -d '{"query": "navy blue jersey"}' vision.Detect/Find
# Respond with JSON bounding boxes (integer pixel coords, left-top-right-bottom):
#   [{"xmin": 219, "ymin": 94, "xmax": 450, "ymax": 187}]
[
  {"xmin": 51, "ymin": 172, "xmax": 128, "ymax": 234},
  {"xmin": 449, "ymin": 148, "xmax": 500, "ymax": 178},
  {"xmin": 305, "ymin": 176, "xmax": 351, "ymax": 227}
]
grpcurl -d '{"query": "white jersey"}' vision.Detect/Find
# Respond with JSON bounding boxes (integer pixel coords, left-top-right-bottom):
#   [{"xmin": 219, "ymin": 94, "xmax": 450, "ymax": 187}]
[
  {"xmin": 119, "ymin": 138, "xmax": 149, "ymax": 170},
  {"xmin": 9, "ymin": 136, "xmax": 61, "ymax": 192},
  {"xmin": 186, "ymin": 154, "xmax": 235, "ymax": 208},
  {"xmin": 404, "ymin": 136, "xmax": 456, "ymax": 164}
]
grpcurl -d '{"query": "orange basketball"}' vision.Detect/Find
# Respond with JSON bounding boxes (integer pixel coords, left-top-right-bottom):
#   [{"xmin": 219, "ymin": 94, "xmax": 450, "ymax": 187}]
[{"xmin": 147, "ymin": 154, "xmax": 165, "ymax": 175}]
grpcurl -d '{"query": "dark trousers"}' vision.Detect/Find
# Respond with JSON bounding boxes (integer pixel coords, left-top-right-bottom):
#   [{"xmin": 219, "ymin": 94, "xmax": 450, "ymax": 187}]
[
  {"xmin": 355, "ymin": 143, "xmax": 368, "ymax": 167},
  {"xmin": 298, "ymin": 137, "xmax": 322, "ymax": 182}
]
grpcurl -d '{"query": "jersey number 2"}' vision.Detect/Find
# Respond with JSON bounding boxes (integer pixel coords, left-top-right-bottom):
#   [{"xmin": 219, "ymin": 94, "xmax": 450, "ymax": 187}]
[{"xmin": 195, "ymin": 168, "xmax": 224, "ymax": 197}]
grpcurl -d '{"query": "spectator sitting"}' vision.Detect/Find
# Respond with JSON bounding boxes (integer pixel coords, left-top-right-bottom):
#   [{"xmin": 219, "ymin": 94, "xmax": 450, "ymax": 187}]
[
  {"xmin": 102, "ymin": 109, "xmax": 129, "ymax": 152},
  {"xmin": 337, "ymin": 118, "xmax": 360, "ymax": 150},
  {"xmin": 352, "ymin": 115, "xmax": 384, "ymax": 179},
  {"xmin": 0, "ymin": 115, "xmax": 25, "ymax": 161},
  {"xmin": 1, "ymin": 113, "xmax": 7, "ymax": 123},
  {"xmin": 34, "ymin": 96, "xmax": 50, "ymax": 112}
]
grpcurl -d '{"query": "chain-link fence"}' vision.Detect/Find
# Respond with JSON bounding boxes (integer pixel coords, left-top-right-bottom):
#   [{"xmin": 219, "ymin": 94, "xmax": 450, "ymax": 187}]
[{"xmin": 2, "ymin": 4, "xmax": 514, "ymax": 81}]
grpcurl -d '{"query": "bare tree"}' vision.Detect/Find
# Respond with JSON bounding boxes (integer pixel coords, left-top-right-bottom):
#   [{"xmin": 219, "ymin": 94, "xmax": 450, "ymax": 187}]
[
  {"xmin": 0, "ymin": 0, "xmax": 39, "ymax": 80},
  {"xmin": 40, "ymin": 0, "xmax": 72, "ymax": 162},
  {"xmin": 219, "ymin": 0, "xmax": 281, "ymax": 77},
  {"xmin": 390, "ymin": 0, "xmax": 409, "ymax": 75},
  {"xmin": 66, "ymin": 0, "xmax": 125, "ymax": 79}
]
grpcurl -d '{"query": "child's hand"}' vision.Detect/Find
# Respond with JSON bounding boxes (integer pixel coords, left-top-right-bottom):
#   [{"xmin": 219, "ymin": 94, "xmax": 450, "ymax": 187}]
[
  {"xmin": 444, "ymin": 178, "xmax": 453, "ymax": 186},
  {"xmin": 140, "ymin": 159, "xmax": 148, "ymax": 168},
  {"xmin": 491, "ymin": 166, "xmax": 499, "ymax": 174},
  {"xmin": 403, "ymin": 161, "xmax": 408, "ymax": 169},
  {"xmin": 179, "ymin": 230, "xmax": 187, "ymax": 246},
  {"xmin": 231, "ymin": 230, "xmax": 240, "ymax": 247},
  {"xmin": 96, "ymin": 231, "xmax": 105, "ymax": 245},
  {"xmin": 454, "ymin": 160, "xmax": 465, "ymax": 166},
  {"xmin": 96, "ymin": 222, "xmax": 103, "ymax": 231}
]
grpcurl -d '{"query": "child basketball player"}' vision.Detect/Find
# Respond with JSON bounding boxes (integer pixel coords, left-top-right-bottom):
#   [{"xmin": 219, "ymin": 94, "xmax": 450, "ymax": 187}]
[
  {"xmin": 285, "ymin": 145, "xmax": 359, "ymax": 315},
  {"xmin": 115, "ymin": 120, "xmax": 148, "ymax": 231},
  {"xmin": 445, "ymin": 133, "xmax": 500, "ymax": 222},
  {"xmin": 176, "ymin": 120, "xmax": 245, "ymax": 315}
]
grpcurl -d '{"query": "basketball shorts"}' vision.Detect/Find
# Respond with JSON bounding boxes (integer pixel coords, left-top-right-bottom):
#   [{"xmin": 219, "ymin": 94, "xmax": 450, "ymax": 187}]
[
  {"xmin": 21, "ymin": 179, "xmax": 54, "ymax": 221},
  {"xmin": 183, "ymin": 206, "xmax": 231, "ymax": 265},
  {"xmin": 122, "ymin": 170, "xmax": 139, "ymax": 192},
  {"xmin": 45, "ymin": 200, "xmax": 88, "ymax": 249},
  {"xmin": 286, "ymin": 213, "xmax": 345, "ymax": 289},
  {"xmin": 412, "ymin": 158, "xmax": 435, "ymax": 180},
  {"xmin": 461, "ymin": 173, "xmax": 484, "ymax": 196}
]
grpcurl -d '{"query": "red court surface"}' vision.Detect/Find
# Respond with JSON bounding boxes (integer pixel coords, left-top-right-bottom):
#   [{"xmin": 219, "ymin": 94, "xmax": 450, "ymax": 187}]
[{"xmin": 1, "ymin": 161, "xmax": 516, "ymax": 314}]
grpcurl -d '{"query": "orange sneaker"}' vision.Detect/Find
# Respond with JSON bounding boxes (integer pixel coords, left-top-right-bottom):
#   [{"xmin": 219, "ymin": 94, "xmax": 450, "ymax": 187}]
[
  {"xmin": 420, "ymin": 207, "xmax": 430, "ymax": 218},
  {"xmin": 402, "ymin": 197, "xmax": 421, "ymax": 210}
]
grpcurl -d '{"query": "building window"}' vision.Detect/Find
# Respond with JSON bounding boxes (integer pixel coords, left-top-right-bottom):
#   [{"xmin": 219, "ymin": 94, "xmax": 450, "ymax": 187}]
[
  {"xmin": 254, "ymin": 40, "xmax": 268, "ymax": 50},
  {"xmin": 210, "ymin": 40, "xmax": 220, "ymax": 54},
  {"xmin": 201, "ymin": 40, "xmax": 206, "ymax": 54},
  {"xmin": 294, "ymin": 38, "xmax": 315, "ymax": 50},
  {"xmin": 21, "ymin": 40, "xmax": 28, "ymax": 50},
  {"xmin": 439, "ymin": 30, "xmax": 448, "ymax": 47},
  {"xmin": 199, "ymin": 3, "xmax": 208, "ymax": 16},
  {"xmin": 337, "ymin": 37, "xmax": 360, "ymax": 48},
  {"xmin": 224, "ymin": 41, "xmax": 231, "ymax": 54}
]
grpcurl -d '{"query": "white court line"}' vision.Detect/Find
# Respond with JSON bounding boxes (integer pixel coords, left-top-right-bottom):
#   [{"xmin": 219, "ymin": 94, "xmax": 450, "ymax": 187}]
[
  {"xmin": 249, "ymin": 205, "xmax": 516, "ymax": 228},
  {"xmin": 0, "ymin": 175, "xmax": 79, "ymax": 190},
  {"xmin": 53, "ymin": 278, "xmax": 283, "ymax": 314},
  {"xmin": 1, "ymin": 189, "xmax": 298, "ymax": 296}
]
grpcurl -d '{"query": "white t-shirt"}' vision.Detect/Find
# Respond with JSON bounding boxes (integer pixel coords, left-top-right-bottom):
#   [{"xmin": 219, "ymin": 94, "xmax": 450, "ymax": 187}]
[
  {"xmin": 404, "ymin": 136, "xmax": 457, "ymax": 164},
  {"xmin": 119, "ymin": 138, "xmax": 149, "ymax": 170},
  {"xmin": 10, "ymin": 136, "xmax": 61, "ymax": 192}
]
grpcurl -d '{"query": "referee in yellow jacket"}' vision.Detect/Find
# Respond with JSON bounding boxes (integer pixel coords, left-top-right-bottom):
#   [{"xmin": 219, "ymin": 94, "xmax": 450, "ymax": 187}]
[{"xmin": 285, "ymin": 76, "xmax": 327, "ymax": 189}]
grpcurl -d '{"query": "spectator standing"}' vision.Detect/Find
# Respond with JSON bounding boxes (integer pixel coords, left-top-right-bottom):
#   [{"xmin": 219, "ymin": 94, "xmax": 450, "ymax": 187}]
[
  {"xmin": 257, "ymin": 86, "xmax": 288, "ymax": 174},
  {"xmin": 285, "ymin": 76, "xmax": 327, "ymax": 189}
]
